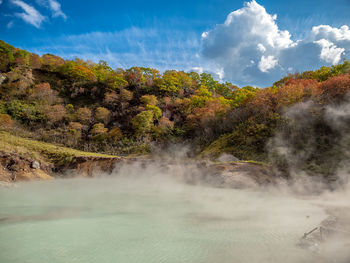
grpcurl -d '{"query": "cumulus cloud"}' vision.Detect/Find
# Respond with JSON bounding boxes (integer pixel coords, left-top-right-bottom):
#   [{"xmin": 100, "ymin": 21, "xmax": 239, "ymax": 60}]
[
  {"xmin": 258, "ymin": 55, "xmax": 278, "ymax": 72},
  {"xmin": 11, "ymin": 0, "xmax": 46, "ymax": 28},
  {"xmin": 201, "ymin": 0, "xmax": 350, "ymax": 86},
  {"xmin": 314, "ymin": 39, "xmax": 345, "ymax": 64}
]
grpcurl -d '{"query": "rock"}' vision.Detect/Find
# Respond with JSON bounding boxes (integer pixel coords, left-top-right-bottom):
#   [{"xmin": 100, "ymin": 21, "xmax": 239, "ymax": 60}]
[
  {"xmin": 217, "ymin": 153, "xmax": 239, "ymax": 162},
  {"xmin": 0, "ymin": 74, "xmax": 6, "ymax": 84},
  {"xmin": 31, "ymin": 161, "xmax": 40, "ymax": 169}
]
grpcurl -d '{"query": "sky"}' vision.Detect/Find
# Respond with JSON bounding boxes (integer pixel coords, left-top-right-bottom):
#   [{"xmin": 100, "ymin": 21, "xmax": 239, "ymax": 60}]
[{"xmin": 1, "ymin": 0, "xmax": 350, "ymax": 87}]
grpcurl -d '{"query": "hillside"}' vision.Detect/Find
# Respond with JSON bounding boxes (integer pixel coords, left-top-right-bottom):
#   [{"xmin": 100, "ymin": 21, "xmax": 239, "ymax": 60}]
[{"xmin": 1, "ymin": 39, "xmax": 350, "ymax": 180}]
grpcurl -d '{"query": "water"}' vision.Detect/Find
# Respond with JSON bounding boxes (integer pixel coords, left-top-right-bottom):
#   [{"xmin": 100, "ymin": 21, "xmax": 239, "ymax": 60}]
[{"xmin": 0, "ymin": 176, "xmax": 328, "ymax": 263}]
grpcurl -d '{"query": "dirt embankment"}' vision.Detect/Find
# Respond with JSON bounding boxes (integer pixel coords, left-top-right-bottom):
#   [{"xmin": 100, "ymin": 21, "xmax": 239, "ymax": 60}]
[
  {"xmin": 0, "ymin": 151, "xmax": 122, "ymax": 182},
  {"xmin": 0, "ymin": 151, "xmax": 277, "ymax": 190},
  {"xmin": 0, "ymin": 152, "xmax": 53, "ymax": 182}
]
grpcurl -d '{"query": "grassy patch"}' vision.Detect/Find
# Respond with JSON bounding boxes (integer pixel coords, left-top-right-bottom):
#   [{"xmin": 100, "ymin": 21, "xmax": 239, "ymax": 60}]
[{"xmin": 0, "ymin": 131, "xmax": 118, "ymax": 165}]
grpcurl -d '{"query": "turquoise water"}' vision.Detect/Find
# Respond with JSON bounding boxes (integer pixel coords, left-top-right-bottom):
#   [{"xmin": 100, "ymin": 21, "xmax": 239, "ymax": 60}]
[{"xmin": 0, "ymin": 176, "xmax": 327, "ymax": 263}]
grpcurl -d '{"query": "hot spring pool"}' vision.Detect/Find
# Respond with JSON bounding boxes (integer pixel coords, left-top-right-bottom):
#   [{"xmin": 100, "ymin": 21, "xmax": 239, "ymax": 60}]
[{"xmin": 0, "ymin": 176, "xmax": 328, "ymax": 263}]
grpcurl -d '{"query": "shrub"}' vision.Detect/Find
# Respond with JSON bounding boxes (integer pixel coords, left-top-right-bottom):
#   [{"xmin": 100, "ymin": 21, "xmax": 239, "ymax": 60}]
[
  {"xmin": 6, "ymin": 100, "xmax": 45, "ymax": 124},
  {"xmin": 0, "ymin": 113, "xmax": 13, "ymax": 128}
]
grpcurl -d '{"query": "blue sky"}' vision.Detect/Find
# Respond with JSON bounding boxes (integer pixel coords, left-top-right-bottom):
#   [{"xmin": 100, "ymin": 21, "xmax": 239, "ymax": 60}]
[{"xmin": 1, "ymin": 0, "xmax": 350, "ymax": 86}]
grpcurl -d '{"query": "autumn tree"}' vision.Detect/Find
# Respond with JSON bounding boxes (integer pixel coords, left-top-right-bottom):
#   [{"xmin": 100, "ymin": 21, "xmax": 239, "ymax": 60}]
[
  {"xmin": 141, "ymin": 95, "xmax": 158, "ymax": 106},
  {"xmin": 95, "ymin": 107, "xmax": 111, "ymax": 125},
  {"xmin": 60, "ymin": 61, "xmax": 97, "ymax": 82},
  {"xmin": 29, "ymin": 83, "xmax": 60, "ymax": 105},
  {"xmin": 41, "ymin": 54, "xmax": 65, "ymax": 71},
  {"xmin": 67, "ymin": 122, "xmax": 83, "ymax": 145},
  {"xmin": 108, "ymin": 127, "xmax": 123, "ymax": 143},
  {"xmin": 75, "ymin": 107, "xmax": 92, "ymax": 124},
  {"xmin": 45, "ymin": 104, "xmax": 66, "ymax": 124},
  {"xmin": 90, "ymin": 123, "xmax": 108, "ymax": 141}
]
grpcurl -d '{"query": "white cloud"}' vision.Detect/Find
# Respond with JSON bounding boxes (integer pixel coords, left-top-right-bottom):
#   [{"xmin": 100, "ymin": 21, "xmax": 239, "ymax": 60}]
[
  {"xmin": 258, "ymin": 55, "xmax": 278, "ymax": 72},
  {"xmin": 48, "ymin": 0, "xmax": 66, "ymax": 19},
  {"xmin": 36, "ymin": 0, "xmax": 66, "ymax": 20},
  {"xmin": 201, "ymin": 0, "xmax": 350, "ymax": 86},
  {"xmin": 314, "ymin": 39, "xmax": 345, "ymax": 65},
  {"xmin": 11, "ymin": 0, "xmax": 46, "ymax": 28},
  {"xmin": 7, "ymin": 21, "xmax": 14, "ymax": 29},
  {"xmin": 30, "ymin": 28, "xmax": 217, "ymax": 76}
]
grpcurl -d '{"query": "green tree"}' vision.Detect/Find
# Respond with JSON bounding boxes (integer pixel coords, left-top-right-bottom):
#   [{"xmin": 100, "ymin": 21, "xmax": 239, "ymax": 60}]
[{"xmin": 132, "ymin": 110, "xmax": 154, "ymax": 136}]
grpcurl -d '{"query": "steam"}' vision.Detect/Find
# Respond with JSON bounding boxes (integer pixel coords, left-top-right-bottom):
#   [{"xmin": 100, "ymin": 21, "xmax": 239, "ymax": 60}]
[{"xmin": 268, "ymin": 99, "xmax": 350, "ymax": 193}]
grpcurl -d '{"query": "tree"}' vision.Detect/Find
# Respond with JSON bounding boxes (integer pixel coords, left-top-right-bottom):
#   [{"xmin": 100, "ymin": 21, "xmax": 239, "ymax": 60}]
[
  {"xmin": 29, "ymin": 83, "xmax": 60, "ymax": 105},
  {"xmin": 75, "ymin": 107, "xmax": 92, "ymax": 124},
  {"xmin": 119, "ymin": 88, "xmax": 133, "ymax": 102},
  {"xmin": 145, "ymin": 104, "xmax": 162, "ymax": 120},
  {"xmin": 60, "ymin": 61, "xmax": 97, "ymax": 82},
  {"xmin": 158, "ymin": 116, "xmax": 174, "ymax": 129},
  {"xmin": 45, "ymin": 104, "xmax": 66, "ymax": 124},
  {"xmin": 41, "ymin": 54, "xmax": 65, "ymax": 71},
  {"xmin": 108, "ymin": 127, "xmax": 123, "ymax": 143},
  {"xmin": 141, "ymin": 95, "xmax": 158, "ymax": 106},
  {"xmin": 67, "ymin": 121, "xmax": 83, "ymax": 145},
  {"xmin": 155, "ymin": 70, "xmax": 182, "ymax": 93},
  {"xmin": 0, "ymin": 40, "xmax": 15, "ymax": 71},
  {"xmin": 132, "ymin": 110, "xmax": 154, "ymax": 136},
  {"xmin": 90, "ymin": 123, "xmax": 108, "ymax": 141},
  {"xmin": 124, "ymin": 67, "xmax": 145, "ymax": 87},
  {"xmin": 95, "ymin": 107, "xmax": 111, "ymax": 125}
]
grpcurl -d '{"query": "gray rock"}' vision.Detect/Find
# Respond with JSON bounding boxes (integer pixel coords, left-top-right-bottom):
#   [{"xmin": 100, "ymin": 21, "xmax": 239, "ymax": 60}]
[
  {"xmin": 217, "ymin": 153, "xmax": 239, "ymax": 162},
  {"xmin": 0, "ymin": 74, "xmax": 6, "ymax": 85},
  {"xmin": 31, "ymin": 161, "xmax": 40, "ymax": 169}
]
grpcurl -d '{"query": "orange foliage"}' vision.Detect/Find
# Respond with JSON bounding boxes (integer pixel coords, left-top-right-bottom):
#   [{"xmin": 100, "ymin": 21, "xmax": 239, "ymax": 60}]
[
  {"xmin": 316, "ymin": 74, "xmax": 350, "ymax": 103},
  {"xmin": 0, "ymin": 113, "xmax": 13, "ymax": 128},
  {"xmin": 158, "ymin": 116, "xmax": 174, "ymax": 129},
  {"xmin": 45, "ymin": 104, "xmax": 66, "ymax": 124},
  {"xmin": 108, "ymin": 127, "xmax": 123, "ymax": 142},
  {"xmin": 275, "ymin": 79, "xmax": 318, "ymax": 108},
  {"xmin": 76, "ymin": 107, "xmax": 92, "ymax": 124},
  {"xmin": 30, "ymin": 83, "xmax": 60, "ymax": 105}
]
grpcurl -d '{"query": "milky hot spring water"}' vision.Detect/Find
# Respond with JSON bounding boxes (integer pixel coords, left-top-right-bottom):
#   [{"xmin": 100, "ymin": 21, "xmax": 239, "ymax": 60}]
[{"xmin": 0, "ymin": 164, "xmax": 348, "ymax": 263}]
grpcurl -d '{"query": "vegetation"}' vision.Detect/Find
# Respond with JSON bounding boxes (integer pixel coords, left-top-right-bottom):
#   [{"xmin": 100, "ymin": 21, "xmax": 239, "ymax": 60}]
[
  {"xmin": 1, "ymin": 39, "xmax": 350, "ymax": 178},
  {"xmin": 0, "ymin": 131, "xmax": 118, "ymax": 166}
]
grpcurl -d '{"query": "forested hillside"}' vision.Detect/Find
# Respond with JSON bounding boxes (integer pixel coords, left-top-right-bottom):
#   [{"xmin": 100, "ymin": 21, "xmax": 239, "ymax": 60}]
[{"xmin": 1, "ymin": 39, "xmax": 350, "ymax": 179}]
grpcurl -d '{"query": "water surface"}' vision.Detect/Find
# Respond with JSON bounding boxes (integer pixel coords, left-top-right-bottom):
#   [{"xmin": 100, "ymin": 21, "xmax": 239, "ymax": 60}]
[{"xmin": 0, "ymin": 176, "xmax": 327, "ymax": 263}]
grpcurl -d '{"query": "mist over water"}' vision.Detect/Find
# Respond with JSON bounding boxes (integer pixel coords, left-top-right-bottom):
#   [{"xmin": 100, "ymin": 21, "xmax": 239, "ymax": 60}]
[{"xmin": 1, "ymin": 164, "xmax": 344, "ymax": 263}]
